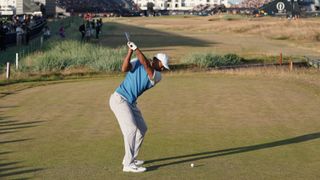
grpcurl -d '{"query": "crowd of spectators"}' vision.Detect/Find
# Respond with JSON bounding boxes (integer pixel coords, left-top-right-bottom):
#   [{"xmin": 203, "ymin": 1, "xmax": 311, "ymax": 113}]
[
  {"xmin": 0, "ymin": 14, "xmax": 46, "ymax": 50},
  {"xmin": 0, "ymin": 15, "xmax": 44, "ymax": 34},
  {"xmin": 56, "ymin": 0, "xmax": 133, "ymax": 14},
  {"xmin": 239, "ymin": 0, "xmax": 272, "ymax": 8},
  {"xmin": 79, "ymin": 17, "xmax": 103, "ymax": 41}
]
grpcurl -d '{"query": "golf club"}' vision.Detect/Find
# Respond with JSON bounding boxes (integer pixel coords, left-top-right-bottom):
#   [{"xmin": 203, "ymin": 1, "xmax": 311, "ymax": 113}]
[{"xmin": 125, "ymin": 32, "xmax": 131, "ymax": 42}]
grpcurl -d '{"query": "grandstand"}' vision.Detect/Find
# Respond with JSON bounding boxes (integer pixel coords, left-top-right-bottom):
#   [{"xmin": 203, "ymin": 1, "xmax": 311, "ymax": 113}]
[
  {"xmin": 239, "ymin": 0, "xmax": 272, "ymax": 8},
  {"xmin": 56, "ymin": 0, "xmax": 138, "ymax": 15},
  {"xmin": 55, "ymin": 0, "xmax": 319, "ymax": 16},
  {"xmin": 258, "ymin": 0, "xmax": 320, "ymax": 16},
  {"xmin": 240, "ymin": 0, "xmax": 319, "ymax": 12}
]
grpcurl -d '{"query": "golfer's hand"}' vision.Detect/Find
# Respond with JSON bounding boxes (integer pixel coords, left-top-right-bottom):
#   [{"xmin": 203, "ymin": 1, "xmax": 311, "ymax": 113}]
[{"xmin": 127, "ymin": 42, "xmax": 137, "ymax": 51}]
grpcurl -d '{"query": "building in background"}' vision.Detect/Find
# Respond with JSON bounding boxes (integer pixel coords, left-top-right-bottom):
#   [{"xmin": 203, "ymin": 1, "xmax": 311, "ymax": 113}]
[
  {"xmin": 22, "ymin": 0, "xmax": 42, "ymax": 14},
  {"xmin": 135, "ymin": 0, "xmax": 234, "ymax": 11},
  {"xmin": 0, "ymin": 0, "xmax": 40, "ymax": 15},
  {"xmin": 0, "ymin": 0, "xmax": 16, "ymax": 15},
  {"xmin": 0, "ymin": 0, "xmax": 55, "ymax": 16},
  {"xmin": 34, "ymin": 0, "xmax": 56, "ymax": 17}
]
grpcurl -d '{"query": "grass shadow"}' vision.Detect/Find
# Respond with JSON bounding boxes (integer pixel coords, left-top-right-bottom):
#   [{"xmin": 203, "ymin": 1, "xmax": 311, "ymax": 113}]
[
  {"xmin": 0, "ymin": 120, "xmax": 19, "ymax": 125},
  {"xmin": 0, "ymin": 163, "xmax": 44, "ymax": 178},
  {"xmin": 146, "ymin": 132, "xmax": 320, "ymax": 171},
  {"xmin": 0, "ymin": 121, "xmax": 44, "ymax": 127},
  {"xmin": 0, "ymin": 151, "xmax": 13, "ymax": 156},
  {"xmin": 0, "ymin": 109, "xmax": 46, "ymax": 178},
  {"xmin": 98, "ymin": 22, "xmax": 214, "ymax": 49},
  {"xmin": 0, "ymin": 138, "xmax": 32, "ymax": 145},
  {"xmin": 0, "ymin": 125, "xmax": 41, "ymax": 132},
  {"xmin": 1, "ymin": 16, "xmax": 213, "ymax": 58},
  {"xmin": 0, "ymin": 131, "xmax": 18, "ymax": 135},
  {"xmin": 0, "ymin": 92, "xmax": 16, "ymax": 97},
  {"xmin": 0, "ymin": 106, "xmax": 18, "ymax": 108}
]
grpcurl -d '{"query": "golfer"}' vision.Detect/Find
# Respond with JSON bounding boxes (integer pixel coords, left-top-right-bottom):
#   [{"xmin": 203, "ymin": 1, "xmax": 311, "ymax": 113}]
[{"xmin": 109, "ymin": 41, "xmax": 170, "ymax": 173}]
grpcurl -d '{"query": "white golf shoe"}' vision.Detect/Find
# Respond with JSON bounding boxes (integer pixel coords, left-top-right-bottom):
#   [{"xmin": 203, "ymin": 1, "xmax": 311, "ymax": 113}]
[
  {"xmin": 122, "ymin": 160, "xmax": 145, "ymax": 166},
  {"xmin": 123, "ymin": 164, "xmax": 146, "ymax": 173},
  {"xmin": 134, "ymin": 160, "xmax": 144, "ymax": 166}
]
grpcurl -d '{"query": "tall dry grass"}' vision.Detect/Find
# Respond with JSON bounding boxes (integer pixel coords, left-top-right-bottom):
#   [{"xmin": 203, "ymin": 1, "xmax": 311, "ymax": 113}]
[
  {"xmin": 204, "ymin": 16, "xmax": 320, "ymax": 42},
  {"xmin": 19, "ymin": 40, "xmax": 126, "ymax": 73},
  {"xmin": 167, "ymin": 65, "xmax": 320, "ymax": 92},
  {"xmin": 183, "ymin": 53, "xmax": 243, "ymax": 68},
  {"xmin": 145, "ymin": 15, "xmax": 320, "ymax": 43},
  {"xmin": 223, "ymin": 17, "xmax": 320, "ymax": 42},
  {"xmin": 218, "ymin": 16, "xmax": 320, "ymax": 42},
  {"xmin": 212, "ymin": 66, "xmax": 320, "ymax": 90}
]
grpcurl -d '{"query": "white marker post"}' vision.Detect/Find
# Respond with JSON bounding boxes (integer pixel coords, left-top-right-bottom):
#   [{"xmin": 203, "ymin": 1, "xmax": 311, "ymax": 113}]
[
  {"xmin": 40, "ymin": 36, "xmax": 43, "ymax": 48},
  {"xmin": 16, "ymin": 53, "xmax": 19, "ymax": 70},
  {"xmin": 289, "ymin": 60, "xmax": 293, "ymax": 71},
  {"xmin": 6, "ymin": 62, "xmax": 10, "ymax": 80}
]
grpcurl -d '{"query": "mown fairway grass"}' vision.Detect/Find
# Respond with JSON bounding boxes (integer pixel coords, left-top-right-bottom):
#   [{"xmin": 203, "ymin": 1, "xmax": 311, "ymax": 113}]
[
  {"xmin": 1, "ymin": 73, "xmax": 319, "ymax": 179},
  {"xmin": 1, "ymin": 15, "xmax": 320, "ymax": 179},
  {"xmin": 101, "ymin": 16, "xmax": 320, "ymax": 63}
]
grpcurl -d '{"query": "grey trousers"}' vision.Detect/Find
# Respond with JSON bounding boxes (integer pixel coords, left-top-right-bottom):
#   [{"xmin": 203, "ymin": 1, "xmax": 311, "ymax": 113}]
[{"xmin": 109, "ymin": 92, "xmax": 148, "ymax": 166}]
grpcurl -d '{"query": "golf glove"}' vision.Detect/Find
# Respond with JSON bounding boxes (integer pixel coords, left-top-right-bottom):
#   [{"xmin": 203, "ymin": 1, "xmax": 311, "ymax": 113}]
[{"xmin": 127, "ymin": 42, "xmax": 137, "ymax": 51}]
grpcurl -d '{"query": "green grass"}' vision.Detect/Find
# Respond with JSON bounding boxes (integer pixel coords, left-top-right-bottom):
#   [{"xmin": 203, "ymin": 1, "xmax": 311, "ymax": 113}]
[
  {"xmin": 0, "ymin": 36, "xmax": 44, "ymax": 67},
  {"xmin": 0, "ymin": 17, "xmax": 82, "ymax": 70},
  {"xmin": 20, "ymin": 40, "xmax": 127, "ymax": 72},
  {"xmin": 2, "ymin": 15, "xmax": 319, "ymax": 80},
  {"xmin": 47, "ymin": 16, "xmax": 82, "ymax": 40},
  {"xmin": 0, "ymin": 14, "xmax": 319, "ymax": 180},
  {"xmin": 0, "ymin": 15, "xmax": 319, "ymax": 179},
  {"xmin": 183, "ymin": 53, "xmax": 243, "ymax": 68},
  {"xmin": 0, "ymin": 16, "xmax": 127, "ymax": 79},
  {"xmin": 0, "ymin": 73, "xmax": 319, "ymax": 179},
  {"xmin": 222, "ymin": 14, "xmax": 246, "ymax": 21}
]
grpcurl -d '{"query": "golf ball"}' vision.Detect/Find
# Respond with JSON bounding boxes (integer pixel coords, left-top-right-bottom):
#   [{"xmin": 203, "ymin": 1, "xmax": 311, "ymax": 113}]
[{"xmin": 191, "ymin": 163, "xmax": 194, "ymax": 167}]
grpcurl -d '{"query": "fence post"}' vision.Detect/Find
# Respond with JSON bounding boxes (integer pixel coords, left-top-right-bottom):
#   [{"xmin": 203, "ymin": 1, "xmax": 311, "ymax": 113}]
[
  {"xmin": 289, "ymin": 60, "xmax": 293, "ymax": 71},
  {"xmin": 6, "ymin": 62, "xmax": 10, "ymax": 80},
  {"xmin": 279, "ymin": 52, "xmax": 283, "ymax": 65},
  {"xmin": 16, "ymin": 53, "xmax": 19, "ymax": 70},
  {"xmin": 40, "ymin": 36, "xmax": 43, "ymax": 48}
]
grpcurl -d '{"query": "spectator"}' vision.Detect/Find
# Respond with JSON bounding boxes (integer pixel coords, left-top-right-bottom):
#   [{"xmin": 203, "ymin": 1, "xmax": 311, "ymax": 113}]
[
  {"xmin": 79, "ymin": 23, "xmax": 86, "ymax": 41},
  {"xmin": 95, "ymin": 18, "xmax": 103, "ymax": 39},
  {"xmin": 59, "ymin": 24, "xmax": 65, "ymax": 38},
  {"xmin": 0, "ymin": 22, "xmax": 7, "ymax": 51},
  {"xmin": 0, "ymin": 14, "xmax": 46, "ymax": 47},
  {"xmin": 16, "ymin": 25, "xmax": 24, "ymax": 46},
  {"xmin": 90, "ymin": 20, "xmax": 95, "ymax": 38},
  {"xmin": 85, "ymin": 21, "xmax": 92, "ymax": 41},
  {"xmin": 24, "ymin": 26, "xmax": 31, "ymax": 45},
  {"xmin": 43, "ymin": 25, "xmax": 51, "ymax": 40}
]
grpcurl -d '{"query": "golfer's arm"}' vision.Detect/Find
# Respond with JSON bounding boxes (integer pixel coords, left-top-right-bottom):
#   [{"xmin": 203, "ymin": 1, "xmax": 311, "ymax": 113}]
[
  {"xmin": 136, "ymin": 48, "xmax": 154, "ymax": 78},
  {"xmin": 121, "ymin": 49, "xmax": 133, "ymax": 72}
]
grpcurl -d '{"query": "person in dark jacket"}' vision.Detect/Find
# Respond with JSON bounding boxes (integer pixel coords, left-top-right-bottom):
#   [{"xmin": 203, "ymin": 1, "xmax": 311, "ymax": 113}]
[
  {"xmin": 79, "ymin": 23, "xmax": 86, "ymax": 41},
  {"xmin": 0, "ymin": 22, "xmax": 7, "ymax": 51}
]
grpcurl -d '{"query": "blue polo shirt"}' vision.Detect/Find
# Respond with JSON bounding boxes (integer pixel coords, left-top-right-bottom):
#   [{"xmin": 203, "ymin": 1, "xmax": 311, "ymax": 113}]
[{"xmin": 116, "ymin": 58, "xmax": 161, "ymax": 104}]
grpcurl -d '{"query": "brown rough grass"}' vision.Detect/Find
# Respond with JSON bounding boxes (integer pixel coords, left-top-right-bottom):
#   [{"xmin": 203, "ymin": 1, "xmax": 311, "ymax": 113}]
[
  {"xmin": 103, "ymin": 16, "xmax": 320, "ymax": 61},
  {"xmin": 119, "ymin": 16, "xmax": 320, "ymax": 42}
]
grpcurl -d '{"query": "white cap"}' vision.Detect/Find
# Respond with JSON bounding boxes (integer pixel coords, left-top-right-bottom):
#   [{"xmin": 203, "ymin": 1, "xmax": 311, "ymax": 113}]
[{"xmin": 154, "ymin": 53, "xmax": 170, "ymax": 70}]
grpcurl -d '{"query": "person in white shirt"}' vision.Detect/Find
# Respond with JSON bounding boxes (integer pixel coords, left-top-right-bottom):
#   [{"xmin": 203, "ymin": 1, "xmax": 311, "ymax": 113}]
[{"xmin": 16, "ymin": 26, "xmax": 24, "ymax": 46}]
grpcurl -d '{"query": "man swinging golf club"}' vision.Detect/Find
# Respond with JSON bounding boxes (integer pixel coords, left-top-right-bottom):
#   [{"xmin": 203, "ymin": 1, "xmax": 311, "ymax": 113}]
[{"xmin": 109, "ymin": 38, "xmax": 170, "ymax": 173}]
